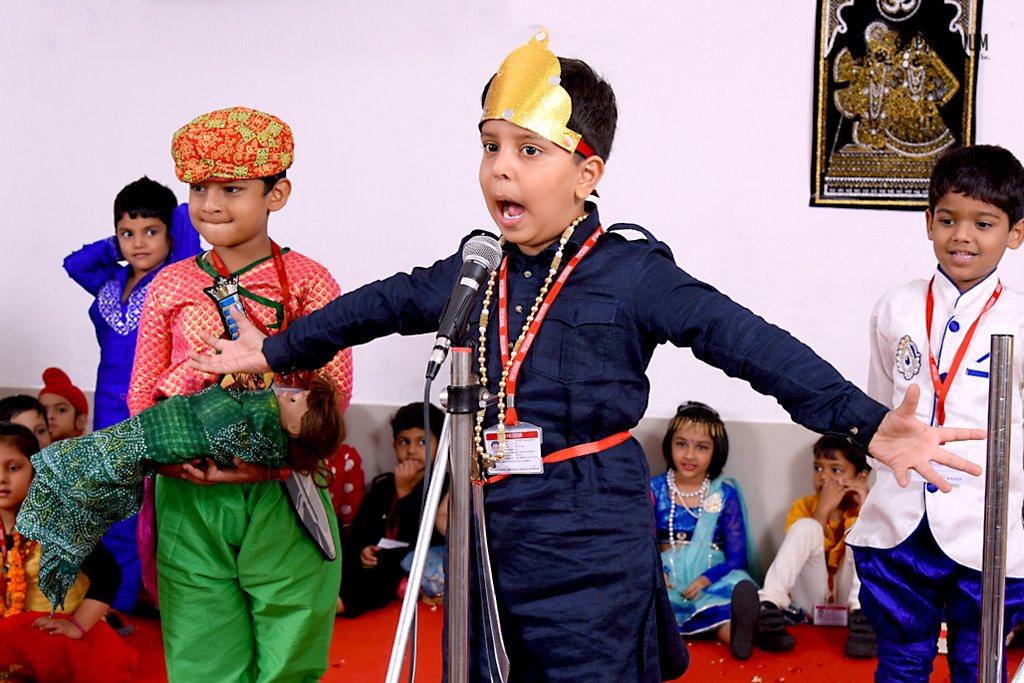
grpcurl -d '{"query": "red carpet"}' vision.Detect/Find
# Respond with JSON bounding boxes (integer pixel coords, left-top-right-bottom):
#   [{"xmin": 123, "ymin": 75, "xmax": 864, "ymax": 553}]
[{"xmin": 123, "ymin": 605, "xmax": 1022, "ymax": 681}]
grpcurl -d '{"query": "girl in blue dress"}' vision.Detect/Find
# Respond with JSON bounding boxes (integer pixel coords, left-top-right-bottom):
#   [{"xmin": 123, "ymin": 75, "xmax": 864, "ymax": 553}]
[
  {"xmin": 650, "ymin": 402, "xmax": 760, "ymax": 653},
  {"xmin": 62, "ymin": 177, "xmax": 200, "ymax": 613}
]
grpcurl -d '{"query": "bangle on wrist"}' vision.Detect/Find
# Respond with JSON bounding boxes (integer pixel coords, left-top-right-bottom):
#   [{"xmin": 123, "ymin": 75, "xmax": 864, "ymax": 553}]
[{"xmin": 66, "ymin": 615, "xmax": 88, "ymax": 635}]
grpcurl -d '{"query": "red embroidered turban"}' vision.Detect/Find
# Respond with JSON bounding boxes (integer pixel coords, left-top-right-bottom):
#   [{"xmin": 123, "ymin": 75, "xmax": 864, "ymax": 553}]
[{"xmin": 171, "ymin": 107, "xmax": 294, "ymax": 183}]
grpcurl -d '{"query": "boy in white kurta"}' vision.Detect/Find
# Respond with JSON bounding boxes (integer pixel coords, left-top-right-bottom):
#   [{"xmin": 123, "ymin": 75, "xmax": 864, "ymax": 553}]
[{"xmin": 849, "ymin": 145, "xmax": 1024, "ymax": 682}]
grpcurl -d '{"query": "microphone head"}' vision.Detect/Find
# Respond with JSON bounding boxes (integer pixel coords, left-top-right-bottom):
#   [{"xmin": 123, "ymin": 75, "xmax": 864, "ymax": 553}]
[{"xmin": 462, "ymin": 233, "xmax": 503, "ymax": 271}]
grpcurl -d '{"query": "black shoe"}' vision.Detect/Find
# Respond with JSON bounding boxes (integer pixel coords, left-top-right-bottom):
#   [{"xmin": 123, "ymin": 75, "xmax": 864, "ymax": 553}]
[
  {"xmin": 106, "ymin": 611, "xmax": 136, "ymax": 636},
  {"xmin": 844, "ymin": 610, "xmax": 878, "ymax": 659},
  {"xmin": 729, "ymin": 580, "xmax": 759, "ymax": 660},
  {"xmin": 754, "ymin": 601, "xmax": 796, "ymax": 652}
]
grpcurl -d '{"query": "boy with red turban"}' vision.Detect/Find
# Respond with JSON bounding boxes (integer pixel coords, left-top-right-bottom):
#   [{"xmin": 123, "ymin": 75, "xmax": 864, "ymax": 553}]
[{"xmin": 129, "ymin": 106, "xmax": 353, "ymax": 682}]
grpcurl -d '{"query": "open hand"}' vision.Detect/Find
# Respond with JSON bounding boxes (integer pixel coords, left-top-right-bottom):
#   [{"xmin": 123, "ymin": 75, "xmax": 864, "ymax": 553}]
[
  {"xmin": 868, "ymin": 384, "xmax": 984, "ymax": 492},
  {"xmin": 33, "ymin": 616, "xmax": 83, "ymax": 639},
  {"xmin": 187, "ymin": 312, "xmax": 271, "ymax": 375},
  {"xmin": 682, "ymin": 575, "xmax": 711, "ymax": 601}
]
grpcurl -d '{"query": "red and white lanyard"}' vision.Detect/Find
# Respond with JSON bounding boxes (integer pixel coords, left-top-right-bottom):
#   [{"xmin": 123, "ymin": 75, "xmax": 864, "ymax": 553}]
[
  {"xmin": 497, "ymin": 225, "xmax": 604, "ymax": 426},
  {"xmin": 924, "ymin": 276, "xmax": 1001, "ymax": 425},
  {"xmin": 210, "ymin": 240, "xmax": 292, "ymax": 334}
]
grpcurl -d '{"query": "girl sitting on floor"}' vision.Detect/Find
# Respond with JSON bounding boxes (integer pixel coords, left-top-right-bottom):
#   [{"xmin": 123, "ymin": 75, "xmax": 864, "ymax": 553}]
[
  {"xmin": 650, "ymin": 401, "xmax": 761, "ymax": 659},
  {"xmin": 0, "ymin": 423, "xmax": 137, "ymax": 683}
]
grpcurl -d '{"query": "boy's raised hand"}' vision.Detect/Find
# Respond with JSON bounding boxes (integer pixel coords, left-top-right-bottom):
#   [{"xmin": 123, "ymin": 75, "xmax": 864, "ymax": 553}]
[
  {"xmin": 867, "ymin": 384, "xmax": 984, "ymax": 492},
  {"xmin": 187, "ymin": 312, "xmax": 271, "ymax": 375}
]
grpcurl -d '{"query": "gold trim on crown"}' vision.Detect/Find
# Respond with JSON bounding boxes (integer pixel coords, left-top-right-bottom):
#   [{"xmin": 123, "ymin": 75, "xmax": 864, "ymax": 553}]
[{"xmin": 481, "ymin": 30, "xmax": 583, "ymax": 154}]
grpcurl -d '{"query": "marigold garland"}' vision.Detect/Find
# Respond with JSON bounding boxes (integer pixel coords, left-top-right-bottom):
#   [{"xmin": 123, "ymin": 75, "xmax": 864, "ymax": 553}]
[{"xmin": 1, "ymin": 532, "xmax": 32, "ymax": 617}]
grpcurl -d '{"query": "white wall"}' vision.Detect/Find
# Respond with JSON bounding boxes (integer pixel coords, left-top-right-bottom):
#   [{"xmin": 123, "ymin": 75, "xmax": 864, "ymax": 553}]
[{"xmin": 3, "ymin": 0, "xmax": 1024, "ymax": 428}]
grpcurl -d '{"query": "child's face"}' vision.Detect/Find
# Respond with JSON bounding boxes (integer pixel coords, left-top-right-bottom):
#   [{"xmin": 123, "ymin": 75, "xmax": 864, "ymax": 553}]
[
  {"xmin": 116, "ymin": 214, "xmax": 171, "ymax": 278},
  {"xmin": 188, "ymin": 179, "xmax": 289, "ymax": 255},
  {"xmin": 812, "ymin": 453, "xmax": 859, "ymax": 494},
  {"xmin": 9, "ymin": 409, "xmax": 51, "ymax": 448},
  {"xmin": 393, "ymin": 427, "xmax": 437, "ymax": 466},
  {"xmin": 669, "ymin": 424, "xmax": 714, "ymax": 485},
  {"xmin": 926, "ymin": 192, "xmax": 1024, "ymax": 291},
  {"xmin": 277, "ymin": 389, "xmax": 310, "ymax": 438},
  {"xmin": 0, "ymin": 443, "xmax": 34, "ymax": 522},
  {"xmin": 38, "ymin": 395, "xmax": 86, "ymax": 441},
  {"xmin": 478, "ymin": 119, "xmax": 601, "ymax": 255}
]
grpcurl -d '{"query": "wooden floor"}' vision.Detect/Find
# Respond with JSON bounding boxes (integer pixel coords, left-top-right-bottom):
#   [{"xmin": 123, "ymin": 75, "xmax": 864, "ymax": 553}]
[{"xmin": 124, "ymin": 603, "xmax": 1023, "ymax": 682}]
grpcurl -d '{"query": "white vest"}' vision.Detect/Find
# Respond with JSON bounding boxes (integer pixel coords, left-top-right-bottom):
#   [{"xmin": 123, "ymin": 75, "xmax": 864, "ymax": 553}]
[{"xmin": 847, "ymin": 269, "xmax": 1024, "ymax": 576}]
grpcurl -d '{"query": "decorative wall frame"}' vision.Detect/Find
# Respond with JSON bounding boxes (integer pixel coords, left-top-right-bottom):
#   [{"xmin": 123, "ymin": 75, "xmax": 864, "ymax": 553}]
[{"xmin": 810, "ymin": 0, "xmax": 983, "ymax": 209}]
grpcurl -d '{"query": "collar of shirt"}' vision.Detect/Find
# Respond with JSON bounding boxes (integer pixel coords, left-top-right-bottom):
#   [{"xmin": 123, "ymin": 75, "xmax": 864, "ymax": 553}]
[
  {"xmin": 932, "ymin": 264, "xmax": 1000, "ymax": 312},
  {"xmin": 502, "ymin": 202, "xmax": 601, "ymax": 269}
]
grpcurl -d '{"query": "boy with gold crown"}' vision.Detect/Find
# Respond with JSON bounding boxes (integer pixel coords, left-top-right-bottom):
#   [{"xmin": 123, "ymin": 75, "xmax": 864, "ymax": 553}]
[
  {"xmin": 129, "ymin": 106, "xmax": 353, "ymax": 682},
  {"xmin": 189, "ymin": 34, "xmax": 984, "ymax": 681}
]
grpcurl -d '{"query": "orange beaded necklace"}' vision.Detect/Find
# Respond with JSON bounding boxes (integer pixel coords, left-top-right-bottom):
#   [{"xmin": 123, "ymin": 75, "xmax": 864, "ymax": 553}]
[{"xmin": 1, "ymin": 521, "xmax": 33, "ymax": 618}]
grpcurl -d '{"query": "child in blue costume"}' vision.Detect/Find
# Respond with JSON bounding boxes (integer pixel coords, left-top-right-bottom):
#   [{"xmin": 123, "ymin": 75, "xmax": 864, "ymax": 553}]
[
  {"xmin": 651, "ymin": 403, "xmax": 759, "ymax": 649},
  {"xmin": 62, "ymin": 177, "xmax": 200, "ymax": 612},
  {"xmin": 64, "ymin": 178, "xmax": 201, "ymax": 430},
  {"xmin": 188, "ymin": 31, "xmax": 985, "ymax": 683}
]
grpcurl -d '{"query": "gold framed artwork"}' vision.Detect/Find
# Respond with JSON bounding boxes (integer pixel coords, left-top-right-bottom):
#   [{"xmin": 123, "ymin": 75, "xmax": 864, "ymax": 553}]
[{"xmin": 810, "ymin": 0, "xmax": 984, "ymax": 209}]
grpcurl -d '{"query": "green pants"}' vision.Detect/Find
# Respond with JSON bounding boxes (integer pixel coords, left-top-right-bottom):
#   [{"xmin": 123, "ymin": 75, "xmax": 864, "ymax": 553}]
[{"xmin": 156, "ymin": 477, "xmax": 341, "ymax": 682}]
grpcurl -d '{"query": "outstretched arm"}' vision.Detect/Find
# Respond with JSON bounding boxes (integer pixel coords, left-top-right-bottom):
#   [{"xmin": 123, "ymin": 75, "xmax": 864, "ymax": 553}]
[{"xmin": 867, "ymin": 384, "xmax": 984, "ymax": 492}]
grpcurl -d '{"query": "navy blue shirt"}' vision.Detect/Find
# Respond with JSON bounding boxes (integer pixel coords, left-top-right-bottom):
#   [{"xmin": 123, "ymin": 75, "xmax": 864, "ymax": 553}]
[
  {"xmin": 265, "ymin": 205, "xmax": 887, "ymax": 453},
  {"xmin": 263, "ymin": 204, "xmax": 888, "ymax": 681}
]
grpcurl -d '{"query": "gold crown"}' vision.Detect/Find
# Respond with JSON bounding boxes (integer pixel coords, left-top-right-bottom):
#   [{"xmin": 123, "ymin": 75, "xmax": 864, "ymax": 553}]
[{"xmin": 481, "ymin": 30, "xmax": 583, "ymax": 155}]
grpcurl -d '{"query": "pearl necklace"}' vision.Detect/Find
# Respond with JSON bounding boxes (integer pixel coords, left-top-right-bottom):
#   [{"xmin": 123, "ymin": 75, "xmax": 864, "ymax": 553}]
[
  {"xmin": 474, "ymin": 213, "xmax": 589, "ymax": 472},
  {"xmin": 666, "ymin": 472, "xmax": 710, "ymax": 547}
]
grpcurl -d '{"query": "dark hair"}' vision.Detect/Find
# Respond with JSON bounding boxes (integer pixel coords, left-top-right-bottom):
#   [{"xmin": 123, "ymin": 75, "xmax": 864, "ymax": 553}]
[
  {"xmin": 661, "ymin": 402, "xmax": 729, "ymax": 480},
  {"xmin": 260, "ymin": 171, "xmax": 288, "ymax": 195},
  {"xmin": 114, "ymin": 176, "xmax": 178, "ymax": 232},
  {"xmin": 481, "ymin": 57, "xmax": 618, "ymax": 162},
  {"xmin": 812, "ymin": 435, "xmax": 871, "ymax": 474},
  {"xmin": 287, "ymin": 376, "xmax": 344, "ymax": 474},
  {"xmin": 0, "ymin": 422, "xmax": 40, "ymax": 458},
  {"xmin": 0, "ymin": 395, "xmax": 47, "ymax": 424},
  {"xmin": 391, "ymin": 402, "xmax": 445, "ymax": 441},
  {"xmin": 929, "ymin": 145, "xmax": 1024, "ymax": 225}
]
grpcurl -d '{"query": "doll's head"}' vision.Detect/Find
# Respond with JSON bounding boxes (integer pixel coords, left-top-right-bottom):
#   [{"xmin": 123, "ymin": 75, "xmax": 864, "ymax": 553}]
[{"xmin": 277, "ymin": 376, "xmax": 345, "ymax": 474}]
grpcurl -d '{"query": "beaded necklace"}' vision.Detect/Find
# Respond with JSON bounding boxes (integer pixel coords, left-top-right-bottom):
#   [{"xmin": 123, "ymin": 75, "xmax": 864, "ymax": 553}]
[
  {"xmin": 473, "ymin": 213, "xmax": 589, "ymax": 470},
  {"xmin": 1, "ymin": 524, "xmax": 32, "ymax": 618},
  {"xmin": 666, "ymin": 472, "xmax": 710, "ymax": 547}
]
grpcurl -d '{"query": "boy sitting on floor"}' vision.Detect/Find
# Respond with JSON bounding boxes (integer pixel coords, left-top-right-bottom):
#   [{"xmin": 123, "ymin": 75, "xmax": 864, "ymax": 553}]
[{"xmin": 734, "ymin": 435, "xmax": 876, "ymax": 658}]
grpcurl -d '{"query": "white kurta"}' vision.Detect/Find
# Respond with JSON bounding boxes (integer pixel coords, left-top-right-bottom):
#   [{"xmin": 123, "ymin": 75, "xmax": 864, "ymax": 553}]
[{"xmin": 847, "ymin": 268, "xmax": 1024, "ymax": 576}]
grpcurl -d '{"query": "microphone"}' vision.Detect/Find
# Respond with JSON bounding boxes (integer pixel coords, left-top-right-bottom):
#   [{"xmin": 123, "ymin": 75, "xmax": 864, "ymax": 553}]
[{"xmin": 426, "ymin": 232, "xmax": 503, "ymax": 380}]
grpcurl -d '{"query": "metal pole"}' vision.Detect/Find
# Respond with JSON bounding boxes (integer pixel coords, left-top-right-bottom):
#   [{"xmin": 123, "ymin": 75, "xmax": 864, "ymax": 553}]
[
  {"xmin": 979, "ymin": 334, "xmax": 1013, "ymax": 683},
  {"xmin": 447, "ymin": 348, "xmax": 474, "ymax": 683},
  {"xmin": 385, "ymin": 418, "xmax": 452, "ymax": 683}
]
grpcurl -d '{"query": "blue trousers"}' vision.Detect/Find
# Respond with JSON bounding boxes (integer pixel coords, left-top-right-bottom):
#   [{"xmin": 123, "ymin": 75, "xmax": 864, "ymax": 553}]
[{"xmin": 853, "ymin": 519, "xmax": 1024, "ymax": 683}]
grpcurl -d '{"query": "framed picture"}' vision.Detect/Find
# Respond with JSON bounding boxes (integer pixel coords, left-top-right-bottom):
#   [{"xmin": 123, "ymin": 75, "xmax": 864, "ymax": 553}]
[{"xmin": 810, "ymin": 0, "xmax": 984, "ymax": 209}]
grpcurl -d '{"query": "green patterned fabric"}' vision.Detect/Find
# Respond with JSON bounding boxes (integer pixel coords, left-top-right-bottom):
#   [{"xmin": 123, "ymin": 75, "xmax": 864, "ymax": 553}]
[{"xmin": 16, "ymin": 384, "xmax": 288, "ymax": 609}]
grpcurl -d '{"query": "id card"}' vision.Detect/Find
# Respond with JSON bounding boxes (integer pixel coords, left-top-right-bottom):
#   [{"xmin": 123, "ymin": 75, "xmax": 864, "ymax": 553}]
[
  {"xmin": 908, "ymin": 446, "xmax": 970, "ymax": 487},
  {"xmin": 813, "ymin": 604, "xmax": 848, "ymax": 627},
  {"xmin": 484, "ymin": 422, "xmax": 544, "ymax": 476}
]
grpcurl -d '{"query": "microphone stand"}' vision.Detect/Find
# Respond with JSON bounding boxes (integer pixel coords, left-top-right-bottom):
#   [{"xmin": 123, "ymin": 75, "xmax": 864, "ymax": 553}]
[{"xmin": 385, "ymin": 347, "xmax": 490, "ymax": 683}]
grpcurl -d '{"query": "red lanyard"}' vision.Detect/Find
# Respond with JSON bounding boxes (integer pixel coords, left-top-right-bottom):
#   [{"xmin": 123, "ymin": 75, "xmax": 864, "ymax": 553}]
[
  {"xmin": 210, "ymin": 240, "xmax": 292, "ymax": 334},
  {"xmin": 924, "ymin": 276, "xmax": 1001, "ymax": 425},
  {"xmin": 384, "ymin": 494, "xmax": 401, "ymax": 541},
  {"xmin": 0, "ymin": 518, "xmax": 7, "ymax": 598},
  {"xmin": 497, "ymin": 225, "xmax": 604, "ymax": 425}
]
